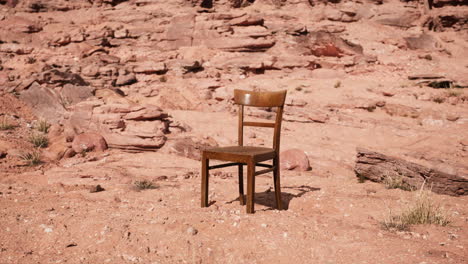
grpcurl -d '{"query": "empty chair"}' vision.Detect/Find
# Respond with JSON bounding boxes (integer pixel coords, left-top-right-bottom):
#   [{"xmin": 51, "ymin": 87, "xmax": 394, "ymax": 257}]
[{"xmin": 201, "ymin": 89, "xmax": 287, "ymax": 214}]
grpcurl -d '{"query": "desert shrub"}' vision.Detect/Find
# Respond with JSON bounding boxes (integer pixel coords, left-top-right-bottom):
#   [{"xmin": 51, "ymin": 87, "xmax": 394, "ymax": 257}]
[
  {"xmin": 383, "ymin": 174, "xmax": 415, "ymax": 191},
  {"xmin": 29, "ymin": 133, "xmax": 49, "ymax": 148},
  {"xmin": 382, "ymin": 189, "xmax": 450, "ymax": 231},
  {"xmin": 20, "ymin": 151, "xmax": 42, "ymax": 166},
  {"xmin": 36, "ymin": 120, "xmax": 50, "ymax": 133},
  {"xmin": 0, "ymin": 117, "xmax": 15, "ymax": 131},
  {"xmin": 134, "ymin": 180, "xmax": 157, "ymax": 190}
]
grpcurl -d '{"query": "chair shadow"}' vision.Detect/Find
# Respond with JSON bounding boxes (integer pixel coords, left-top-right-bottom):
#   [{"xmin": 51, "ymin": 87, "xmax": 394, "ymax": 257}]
[{"xmin": 227, "ymin": 185, "xmax": 320, "ymax": 211}]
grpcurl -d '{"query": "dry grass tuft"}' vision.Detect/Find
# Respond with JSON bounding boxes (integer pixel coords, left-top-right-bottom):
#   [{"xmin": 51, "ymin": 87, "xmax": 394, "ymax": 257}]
[
  {"xmin": 134, "ymin": 180, "xmax": 157, "ymax": 190},
  {"xmin": 36, "ymin": 120, "xmax": 50, "ymax": 133},
  {"xmin": 0, "ymin": 117, "xmax": 15, "ymax": 131},
  {"xmin": 383, "ymin": 174, "xmax": 415, "ymax": 191},
  {"xmin": 29, "ymin": 133, "xmax": 49, "ymax": 148},
  {"xmin": 382, "ymin": 187, "xmax": 450, "ymax": 231},
  {"xmin": 20, "ymin": 151, "xmax": 42, "ymax": 166}
]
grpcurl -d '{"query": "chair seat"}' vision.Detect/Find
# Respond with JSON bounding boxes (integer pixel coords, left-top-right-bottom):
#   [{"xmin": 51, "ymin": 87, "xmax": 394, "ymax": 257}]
[{"xmin": 203, "ymin": 146, "xmax": 275, "ymax": 163}]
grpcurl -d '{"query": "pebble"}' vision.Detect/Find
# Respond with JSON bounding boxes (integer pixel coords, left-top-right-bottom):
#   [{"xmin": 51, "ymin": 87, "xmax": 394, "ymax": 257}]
[
  {"xmin": 89, "ymin": 185, "xmax": 105, "ymax": 193},
  {"xmin": 40, "ymin": 225, "xmax": 53, "ymax": 233},
  {"xmin": 446, "ymin": 114, "xmax": 460, "ymax": 122},
  {"xmin": 187, "ymin": 226, "xmax": 198, "ymax": 235}
]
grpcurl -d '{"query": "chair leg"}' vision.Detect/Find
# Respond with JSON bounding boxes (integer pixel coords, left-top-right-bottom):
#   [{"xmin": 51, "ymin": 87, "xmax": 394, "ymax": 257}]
[
  {"xmin": 238, "ymin": 164, "xmax": 245, "ymax": 205},
  {"xmin": 201, "ymin": 155, "xmax": 209, "ymax": 207},
  {"xmin": 246, "ymin": 160, "xmax": 255, "ymax": 214},
  {"xmin": 273, "ymin": 156, "xmax": 283, "ymax": 210}
]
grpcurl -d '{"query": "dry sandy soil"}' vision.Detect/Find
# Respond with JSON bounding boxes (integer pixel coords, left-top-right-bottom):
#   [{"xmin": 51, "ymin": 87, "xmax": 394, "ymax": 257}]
[{"xmin": 0, "ymin": 0, "xmax": 467, "ymax": 263}]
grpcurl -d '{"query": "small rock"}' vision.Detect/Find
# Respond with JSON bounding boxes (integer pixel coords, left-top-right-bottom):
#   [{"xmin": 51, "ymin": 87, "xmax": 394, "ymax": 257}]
[
  {"xmin": 247, "ymin": 132, "xmax": 256, "ymax": 139},
  {"xmin": 66, "ymin": 243, "xmax": 77, "ymax": 248},
  {"xmin": 355, "ymin": 102, "xmax": 377, "ymax": 112},
  {"xmin": 280, "ymin": 149, "xmax": 311, "ymax": 171},
  {"xmin": 408, "ymin": 74, "xmax": 445, "ymax": 80},
  {"xmin": 187, "ymin": 226, "xmax": 198, "ymax": 235},
  {"xmin": 100, "ymin": 54, "xmax": 121, "ymax": 64},
  {"xmin": 375, "ymin": 101, "xmax": 386, "ymax": 107},
  {"xmin": 89, "ymin": 185, "xmax": 105, "ymax": 193},
  {"xmin": 115, "ymin": 74, "xmax": 137, "ymax": 86},
  {"xmin": 133, "ymin": 62, "xmax": 167, "ymax": 74},
  {"xmin": 446, "ymin": 114, "xmax": 459, "ymax": 122},
  {"xmin": 156, "ymin": 175, "xmax": 168, "ymax": 181},
  {"xmin": 114, "ymin": 28, "xmax": 129, "ymax": 39},
  {"xmin": 40, "ymin": 224, "xmax": 53, "ymax": 233},
  {"xmin": 72, "ymin": 133, "xmax": 108, "ymax": 153}
]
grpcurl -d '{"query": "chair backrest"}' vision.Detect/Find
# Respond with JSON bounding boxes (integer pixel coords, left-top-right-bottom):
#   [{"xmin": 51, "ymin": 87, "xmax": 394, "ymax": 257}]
[{"xmin": 234, "ymin": 89, "xmax": 287, "ymax": 152}]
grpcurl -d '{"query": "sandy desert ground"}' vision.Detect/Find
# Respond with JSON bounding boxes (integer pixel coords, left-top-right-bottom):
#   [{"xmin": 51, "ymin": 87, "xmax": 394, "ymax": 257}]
[{"xmin": 0, "ymin": 0, "xmax": 467, "ymax": 263}]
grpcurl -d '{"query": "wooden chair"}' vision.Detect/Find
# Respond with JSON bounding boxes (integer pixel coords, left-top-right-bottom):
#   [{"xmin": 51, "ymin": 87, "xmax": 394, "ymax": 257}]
[{"xmin": 201, "ymin": 89, "xmax": 287, "ymax": 214}]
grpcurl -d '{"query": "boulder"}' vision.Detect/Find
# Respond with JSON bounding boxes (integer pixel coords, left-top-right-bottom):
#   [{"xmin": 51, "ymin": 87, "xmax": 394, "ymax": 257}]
[
  {"xmin": 49, "ymin": 35, "xmax": 72, "ymax": 47},
  {"xmin": 165, "ymin": 14, "xmax": 196, "ymax": 49},
  {"xmin": 60, "ymin": 84, "xmax": 95, "ymax": 105},
  {"xmin": 40, "ymin": 69, "xmax": 88, "ymax": 87},
  {"xmin": 210, "ymin": 53, "xmax": 275, "ymax": 70},
  {"xmin": 0, "ymin": 43, "xmax": 34, "ymax": 55},
  {"xmin": 133, "ymin": 62, "xmax": 167, "ymax": 74},
  {"xmin": 115, "ymin": 73, "xmax": 137, "ymax": 86},
  {"xmin": 374, "ymin": 10, "xmax": 421, "ymax": 28},
  {"xmin": 302, "ymin": 32, "xmax": 363, "ymax": 57},
  {"xmin": 43, "ymin": 136, "xmax": 74, "ymax": 161},
  {"xmin": 326, "ymin": 7, "xmax": 359, "ymax": 23},
  {"xmin": 67, "ymin": 90, "xmax": 171, "ymax": 151},
  {"xmin": 280, "ymin": 149, "xmax": 311, "ymax": 171},
  {"xmin": 123, "ymin": 105, "xmax": 167, "ymax": 120},
  {"xmin": 0, "ymin": 16, "xmax": 42, "ymax": 33},
  {"xmin": 72, "ymin": 132, "xmax": 108, "ymax": 153},
  {"xmin": 103, "ymin": 133, "xmax": 166, "ymax": 150},
  {"xmin": 19, "ymin": 82, "xmax": 66, "ymax": 123},
  {"xmin": 206, "ymin": 37, "xmax": 275, "ymax": 52},
  {"xmin": 355, "ymin": 148, "xmax": 468, "ymax": 196},
  {"xmin": 408, "ymin": 74, "xmax": 445, "ymax": 80},
  {"xmin": 404, "ymin": 33, "xmax": 442, "ymax": 50},
  {"xmin": 229, "ymin": 15, "xmax": 264, "ymax": 26}
]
